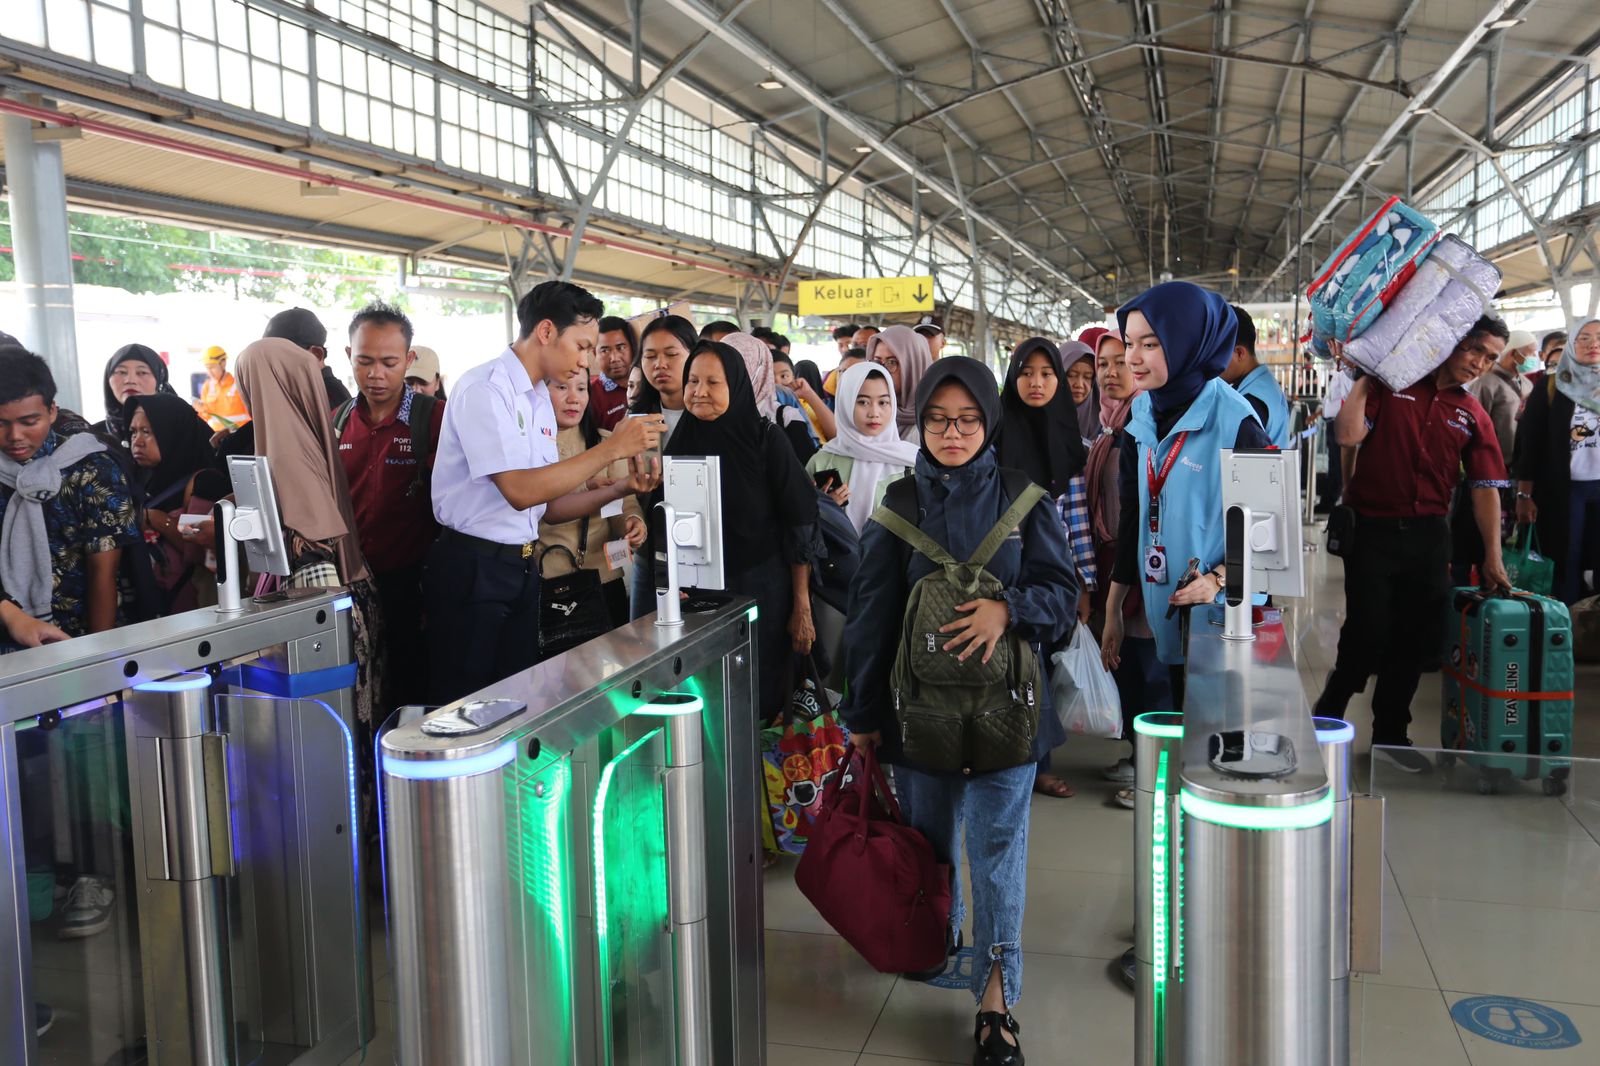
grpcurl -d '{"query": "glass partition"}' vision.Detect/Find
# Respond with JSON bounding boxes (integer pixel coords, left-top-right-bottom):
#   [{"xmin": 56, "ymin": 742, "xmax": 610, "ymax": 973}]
[
  {"xmin": 1358, "ymin": 746, "xmax": 1600, "ymax": 1061},
  {"xmin": 15, "ymin": 702, "xmax": 143, "ymax": 1065},
  {"xmin": 216, "ymin": 694, "xmax": 369, "ymax": 1064}
]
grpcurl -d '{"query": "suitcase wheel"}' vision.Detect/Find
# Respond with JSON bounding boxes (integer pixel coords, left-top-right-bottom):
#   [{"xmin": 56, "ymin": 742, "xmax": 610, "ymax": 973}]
[
  {"xmin": 1542, "ymin": 776, "xmax": 1568, "ymax": 797},
  {"xmin": 1477, "ymin": 772, "xmax": 1498, "ymax": 796},
  {"xmin": 1435, "ymin": 752, "xmax": 1456, "ymax": 771}
]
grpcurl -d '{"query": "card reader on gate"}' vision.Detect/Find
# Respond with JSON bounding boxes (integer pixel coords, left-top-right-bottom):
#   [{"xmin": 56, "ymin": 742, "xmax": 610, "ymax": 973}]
[
  {"xmin": 420, "ymin": 699, "xmax": 527, "ymax": 737},
  {"xmin": 1206, "ymin": 729, "xmax": 1298, "ymax": 779}
]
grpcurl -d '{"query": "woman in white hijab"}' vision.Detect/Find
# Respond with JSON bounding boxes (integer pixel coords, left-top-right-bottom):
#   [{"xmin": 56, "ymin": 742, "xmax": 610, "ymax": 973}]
[{"xmin": 805, "ymin": 362, "xmax": 920, "ymax": 532}]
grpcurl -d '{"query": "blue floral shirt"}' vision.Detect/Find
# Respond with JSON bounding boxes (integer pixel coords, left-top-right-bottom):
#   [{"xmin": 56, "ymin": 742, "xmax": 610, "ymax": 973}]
[{"xmin": 0, "ymin": 431, "xmax": 138, "ymax": 643}]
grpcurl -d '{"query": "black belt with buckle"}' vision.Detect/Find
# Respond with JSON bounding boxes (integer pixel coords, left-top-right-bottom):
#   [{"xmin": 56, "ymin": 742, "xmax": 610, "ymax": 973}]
[{"xmin": 439, "ymin": 527, "xmax": 538, "ymax": 565}]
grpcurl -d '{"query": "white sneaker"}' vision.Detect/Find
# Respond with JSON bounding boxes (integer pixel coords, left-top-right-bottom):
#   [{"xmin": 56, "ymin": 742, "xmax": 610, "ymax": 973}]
[
  {"xmin": 59, "ymin": 875, "xmax": 114, "ymax": 939},
  {"xmin": 1102, "ymin": 758, "xmax": 1136, "ymax": 783}
]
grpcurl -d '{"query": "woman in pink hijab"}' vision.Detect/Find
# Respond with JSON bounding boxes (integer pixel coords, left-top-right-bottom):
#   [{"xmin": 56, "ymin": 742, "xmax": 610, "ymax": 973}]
[
  {"xmin": 866, "ymin": 325, "xmax": 934, "ymax": 443},
  {"xmin": 721, "ymin": 331, "xmax": 818, "ymax": 464}
]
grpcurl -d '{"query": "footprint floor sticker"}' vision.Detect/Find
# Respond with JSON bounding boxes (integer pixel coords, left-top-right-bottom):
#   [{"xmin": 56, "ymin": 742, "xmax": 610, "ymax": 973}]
[{"xmin": 1450, "ymin": 995, "xmax": 1582, "ymax": 1050}]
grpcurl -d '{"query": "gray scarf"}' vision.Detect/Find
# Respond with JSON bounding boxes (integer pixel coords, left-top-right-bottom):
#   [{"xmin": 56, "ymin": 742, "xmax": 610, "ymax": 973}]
[{"xmin": 0, "ymin": 432, "xmax": 108, "ymax": 619}]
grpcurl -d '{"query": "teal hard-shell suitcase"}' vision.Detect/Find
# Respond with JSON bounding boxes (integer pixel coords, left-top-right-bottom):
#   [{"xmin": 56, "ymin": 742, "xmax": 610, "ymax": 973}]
[{"xmin": 1441, "ymin": 588, "xmax": 1574, "ymax": 794}]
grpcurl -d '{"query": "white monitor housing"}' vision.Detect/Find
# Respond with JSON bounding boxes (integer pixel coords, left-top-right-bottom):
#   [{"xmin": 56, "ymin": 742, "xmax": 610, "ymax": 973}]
[
  {"xmin": 655, "ymin": 455, "xmax": 725, "ymax": 627},
  {"xmin": 217, "ymin": 455, "xmax": 293, "ymax": 613},
  {"xmin": 1220, "ymin": 448, "xmax": 1306, "ymax": 641}
]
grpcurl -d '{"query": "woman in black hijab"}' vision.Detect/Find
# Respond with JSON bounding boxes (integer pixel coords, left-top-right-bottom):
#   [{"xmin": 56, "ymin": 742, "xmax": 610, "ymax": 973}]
[
  {"xmin": 999, "ymin": 337, "xmax": 1088, "ymax": 495},
  {"xmin": 655, "ymin": 340, "xmax": 822, "ymax": 720},
  {"xmin": 999, "ymin": 337, "xmax": 1094, "ymax": 799},
  {"xmin": 124, "ymin": 394, "xmax": 225, "ymax": 614},
  {"xmin": 96, "ymin": 344, "xmax": 178, "ymax": 443}
]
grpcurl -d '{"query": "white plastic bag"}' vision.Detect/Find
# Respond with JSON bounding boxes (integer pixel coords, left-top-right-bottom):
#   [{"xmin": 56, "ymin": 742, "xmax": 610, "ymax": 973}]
[{"xmin": 1049, "ymin": 623, "xmax": 1123, "ymax": 739}]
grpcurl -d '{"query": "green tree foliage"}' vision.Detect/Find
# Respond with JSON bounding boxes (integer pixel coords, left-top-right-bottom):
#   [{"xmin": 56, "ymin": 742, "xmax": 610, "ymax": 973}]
[{"xmin": 0, "ymin": 201, "xmax": 503, "ymax": 314}]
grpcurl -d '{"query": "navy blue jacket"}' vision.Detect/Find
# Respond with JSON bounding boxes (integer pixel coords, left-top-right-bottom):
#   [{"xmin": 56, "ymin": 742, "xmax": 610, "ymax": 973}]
[{"xmin": 840, "ymin": 449, "xmax": 1079, "ymax": 770}]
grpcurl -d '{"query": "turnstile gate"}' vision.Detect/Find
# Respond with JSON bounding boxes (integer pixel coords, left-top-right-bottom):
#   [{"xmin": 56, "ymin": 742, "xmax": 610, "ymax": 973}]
[
  {"xmin": 380, "ymin": 601, "xmax": 764, "ymax": 1066},
  {"xmin": 0, "ymin": 591, "xmax": 373, "ymax": 1066},
  {"xmin": 1134, "ymin": 622, "xmax": 1378, "ymax": 1066}
]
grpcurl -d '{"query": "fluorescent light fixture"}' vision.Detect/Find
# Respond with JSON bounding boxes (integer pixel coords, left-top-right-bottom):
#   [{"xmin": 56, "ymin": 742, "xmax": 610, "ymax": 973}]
[
  {"xmin": 917, "ymin": 186, "xmax": 933, "ymax": 194},
  {"xmin": 1487, "ymin": 17, "xmax": 1522, "ymax": 29},
  {"xmin": 135, "ymin": 672, "xmax": 212, "ymax": 692},
  {"xmin": 1362, "ymin": 158, "xmax": 1385, "ymax": 168},
  {"xmin": 853, "ymin": 145, "xmax": 872, "ymax": 154},
  {"xmin": 382, "ymin": 743, "xmax": 516, "ymax": 780},
  {"xmin": 1180, "ymin": 788, "xmax": 1335, "ymax": 831},
  {"xmin": 759, "ymin": 78, "xmax": 784, "ymax": 90}
]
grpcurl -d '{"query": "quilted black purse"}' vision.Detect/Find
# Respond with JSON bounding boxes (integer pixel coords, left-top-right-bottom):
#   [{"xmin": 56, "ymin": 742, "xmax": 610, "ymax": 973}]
[{"xmin": 537, "ymin": 518, "xmax": 613, "ymax": 659}]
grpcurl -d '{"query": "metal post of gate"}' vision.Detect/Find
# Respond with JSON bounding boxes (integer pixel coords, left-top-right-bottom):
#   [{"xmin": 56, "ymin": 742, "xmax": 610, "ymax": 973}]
[
  {"xmin": 125, "ymin": 672, "xmax": 236, "ymax": 1066},
  {"xmin": 1316, "ymin": 718, "xmax": 1356, "ymax": 1066},
  {"xmin": 383, "ymin": 734, "xmax": 515, "ymax": 1066},
  {"xmin": 1133, "ymin": 712, "xmax": 1185, "ymax": 1066},
  {"xmin": 643, "ymin": 693, "xmax": 712, "ymax": 1064}
]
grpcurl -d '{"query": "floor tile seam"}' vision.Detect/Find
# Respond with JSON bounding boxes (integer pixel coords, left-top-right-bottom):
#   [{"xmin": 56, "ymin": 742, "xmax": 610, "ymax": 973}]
[{"xmin": 1399, "ymin": 891, "xmax": 1600, "ymax": 918}]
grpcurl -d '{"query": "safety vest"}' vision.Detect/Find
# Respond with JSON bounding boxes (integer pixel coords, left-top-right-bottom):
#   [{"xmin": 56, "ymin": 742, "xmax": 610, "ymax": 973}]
[
  {"xmin": 1236, "ymin": 364, "xmax": 1291, "ymax": 449},
  {"xmin": 1127, "ymin": 379, "xmax": 1259, "ymax": 665},
  {"xmin": 197, "ymin": 372, "xmax": 250, "ymax": 432}
]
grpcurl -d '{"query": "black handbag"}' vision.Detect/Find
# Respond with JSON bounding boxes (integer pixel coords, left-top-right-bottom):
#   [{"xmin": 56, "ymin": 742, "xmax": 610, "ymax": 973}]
[
  {"xmin": 1325, "ymin": 504, "xmax": 1356, "ymax": 559},
  {"xmin": 537, "ymin": 518, "xmax": 613, "ymax": 658},
  {"xmin": 809, "ymin": 494, "xmax": 861, "ymax": 613}
]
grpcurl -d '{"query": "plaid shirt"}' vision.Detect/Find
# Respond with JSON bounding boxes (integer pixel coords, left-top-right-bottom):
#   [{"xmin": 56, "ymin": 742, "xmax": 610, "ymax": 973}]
[{"xmin": 1058, "ymin": 474, "xmax": 1098, "ymax": 592}]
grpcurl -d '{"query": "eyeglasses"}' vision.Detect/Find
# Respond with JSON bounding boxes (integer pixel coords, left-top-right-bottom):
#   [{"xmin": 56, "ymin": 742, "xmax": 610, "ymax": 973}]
[{"xmin": 922, "ymin": 413, "xmax": 984, "ymax": 436}]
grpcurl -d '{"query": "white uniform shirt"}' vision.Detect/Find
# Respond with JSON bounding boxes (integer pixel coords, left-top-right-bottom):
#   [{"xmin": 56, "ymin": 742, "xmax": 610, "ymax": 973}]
[{"xmin": 432, "ymin": 347, "xmax": 560, "ymax": 544}]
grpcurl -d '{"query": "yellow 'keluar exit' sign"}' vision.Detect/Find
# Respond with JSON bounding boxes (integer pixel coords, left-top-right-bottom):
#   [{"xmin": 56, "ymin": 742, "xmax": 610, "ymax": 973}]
[{"xmin": 798, "ymin": 275, "xmax": 936, "ymax": 316}]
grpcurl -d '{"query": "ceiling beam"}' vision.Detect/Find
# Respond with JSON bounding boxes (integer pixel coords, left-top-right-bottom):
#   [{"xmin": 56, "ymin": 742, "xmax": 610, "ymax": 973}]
[{"xmin": 1253, "ymin": 0, "xmax": 1543, "ymax": 296}]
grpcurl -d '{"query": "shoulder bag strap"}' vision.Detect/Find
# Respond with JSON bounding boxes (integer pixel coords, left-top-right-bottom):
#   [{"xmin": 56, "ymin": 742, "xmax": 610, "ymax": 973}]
[
  {"xmin": 407, "ymin": 392, "xmax": 438, "ymax": 495},
  {"xmin": 575, "ymin": 514, "xmax": 590, "ymax": 567},
  {"xmin": 331, "ymin": 397, "xmax": 358, "ymax": 436},
  {"xmin": 968, "ymin": 482, "xmax": 1047, "ymax": 569},
  {"xmin": 870, "ymin": 504, "xmax": 958, "ymax": 568}
]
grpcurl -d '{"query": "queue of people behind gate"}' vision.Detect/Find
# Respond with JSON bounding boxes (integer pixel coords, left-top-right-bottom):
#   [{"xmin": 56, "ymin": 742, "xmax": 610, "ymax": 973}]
[{"xmin": 3, "ymin": 273, "xmax": 1596, "ymax": 1066}]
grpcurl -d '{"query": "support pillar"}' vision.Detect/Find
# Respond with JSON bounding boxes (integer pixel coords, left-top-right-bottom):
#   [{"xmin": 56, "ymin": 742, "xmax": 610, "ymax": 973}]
[{"xmin": 3, "ymin": 106, "xmax": 79, "ymax": 411}]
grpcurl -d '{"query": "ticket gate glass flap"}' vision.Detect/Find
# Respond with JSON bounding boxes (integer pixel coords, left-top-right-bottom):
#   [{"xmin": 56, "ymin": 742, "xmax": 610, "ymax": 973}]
[
  {"xmin": 593, "ymin": 725, "xmax": 672, "ymax": 1066},
  {"xmin": 11, "ymin": 701, "xmax": 144, "ymax": 1066},
  {"xmin": 215, "ymin": 694, "xmax": 371, "ymax": 1066},
  {"xmin": 1359, "ymin": 747, "xmax": 1600, "ymax": 1063},
  {"xmin": 504, "ymin": 744, "xmax": 579, "ymax": 1065}
]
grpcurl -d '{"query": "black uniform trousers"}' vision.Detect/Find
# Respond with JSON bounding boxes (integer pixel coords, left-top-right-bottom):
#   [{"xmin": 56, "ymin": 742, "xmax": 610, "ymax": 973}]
[
  {"xmin": 424, "ymin": 529, "xmax": 541, "ymax": 705},
  {"xmin": 1315, "ymin": 514, "xmax": 1451, "ymax": 746}
]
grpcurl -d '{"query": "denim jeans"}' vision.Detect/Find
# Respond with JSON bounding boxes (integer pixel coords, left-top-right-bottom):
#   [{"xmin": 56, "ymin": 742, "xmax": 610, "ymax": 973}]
[
  {"xmin": 1559, "ymin": 480, "xmax": 1600, "ymax": 604},
  {"xmin": 1115, "ymin": 635, "xmax": 1172, "ymax": 754},
  {"xmin": 893, "ymin": 760, "xmax": 1035, "ymax": 1007}
]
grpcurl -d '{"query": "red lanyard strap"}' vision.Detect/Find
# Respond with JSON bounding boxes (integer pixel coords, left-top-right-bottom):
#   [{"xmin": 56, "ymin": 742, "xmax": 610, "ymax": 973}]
[{"xmin": 1146, "ymin": 430, "xmax": 1190, "ymax": 503}]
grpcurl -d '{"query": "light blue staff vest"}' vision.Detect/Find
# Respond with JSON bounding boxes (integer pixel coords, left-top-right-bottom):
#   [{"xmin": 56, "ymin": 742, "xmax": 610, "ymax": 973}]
[
  {"xmin": 1128, "ymin": 379, "xmax": 1259, "ymax": 665},
  {"xmin": 1236, "ymin": 364, "xmax": 1291, "ymax": 449}
]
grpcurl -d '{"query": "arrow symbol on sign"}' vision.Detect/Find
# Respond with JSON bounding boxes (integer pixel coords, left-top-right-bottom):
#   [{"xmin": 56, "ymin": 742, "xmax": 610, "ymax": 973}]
[{"xmin": 913, "ymin": 284, "xmax": 929, "ymax": 304}]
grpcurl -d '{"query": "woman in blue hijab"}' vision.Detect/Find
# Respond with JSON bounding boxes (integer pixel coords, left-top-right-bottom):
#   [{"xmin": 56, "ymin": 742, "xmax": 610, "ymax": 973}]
[{"xmin": 1099, "ymin": 281, "xmax": 1271, "ymax": 686}]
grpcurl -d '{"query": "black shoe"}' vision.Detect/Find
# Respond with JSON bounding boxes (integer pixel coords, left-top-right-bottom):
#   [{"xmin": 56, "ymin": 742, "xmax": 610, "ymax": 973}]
[
  {"xmin": 1117, "ymin": 947, "xmax": 1136, "ymax": 990},
  {"xmin": 973, "ymin": 1010, "xmax": 1024, "ymax": 1065},
  {"xmin": 903, "ymin": 928, "xmax": 963, "ymax": 983}
]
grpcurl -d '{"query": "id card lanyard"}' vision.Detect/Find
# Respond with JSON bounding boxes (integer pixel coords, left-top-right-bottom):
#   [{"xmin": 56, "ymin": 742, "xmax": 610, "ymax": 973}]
[{"xmin": 1145, "ymin": 431, "xmax": 1190, "ymax": 546}]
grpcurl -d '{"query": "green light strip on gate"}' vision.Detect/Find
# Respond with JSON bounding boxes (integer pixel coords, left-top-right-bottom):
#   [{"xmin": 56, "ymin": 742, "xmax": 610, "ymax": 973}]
[
  {"xmin": 1133, "ymin": 713, "xmax": 1184, "ymax": 739},
  {"xmin": 1179, "ymin": 788, "xmax": 1334, "ymax": 831},
  {"xmin": 1152, "ymin": 749, "xmax": 1169, "ymax": 1066},
  {"xmin": 592, "ymin": 727, "xmax": 665, "ymax": 1064}
]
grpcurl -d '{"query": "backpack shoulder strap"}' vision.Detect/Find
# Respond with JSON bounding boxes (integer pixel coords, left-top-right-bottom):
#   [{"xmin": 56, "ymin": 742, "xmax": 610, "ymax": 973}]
[
  {"xmin": 407, "ymin": 392, "xmax": 438, "ymax": 492},
  {"xmin": 870, "ymin": 480, "xmax": 957, "ymax": 567},
  {"xmin": 331, "ymin": 397, "xmax": 358, "ymax": 436},
  {"xmin": 969, "ymin": 477, "xmax": 1047, "ymax": 569}
]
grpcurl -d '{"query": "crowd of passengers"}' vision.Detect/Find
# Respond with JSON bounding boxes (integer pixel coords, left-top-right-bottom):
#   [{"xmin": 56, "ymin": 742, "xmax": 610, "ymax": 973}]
[{"xmin": 3, "ymin": 278, "xmax": 1595, "ymax": 1064}]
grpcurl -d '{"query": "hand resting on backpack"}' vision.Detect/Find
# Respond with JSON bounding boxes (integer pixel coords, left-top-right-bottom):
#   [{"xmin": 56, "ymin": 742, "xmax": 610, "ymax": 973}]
[{"xmin": 940, "ymin": 598, "xmax": 1010, "ymax": 665}]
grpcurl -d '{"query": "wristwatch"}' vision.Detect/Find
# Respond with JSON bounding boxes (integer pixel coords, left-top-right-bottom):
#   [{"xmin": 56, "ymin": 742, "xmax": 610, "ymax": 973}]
[{"xmin": 1515, "ymin": 492, "xmax": 1532, "ymax": 500}]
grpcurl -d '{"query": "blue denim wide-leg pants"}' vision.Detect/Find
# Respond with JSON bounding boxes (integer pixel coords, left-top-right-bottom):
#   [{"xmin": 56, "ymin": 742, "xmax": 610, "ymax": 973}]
[{"xmin": 893, "ymin": 760, "xmax": 1035, "ymax": 1007}]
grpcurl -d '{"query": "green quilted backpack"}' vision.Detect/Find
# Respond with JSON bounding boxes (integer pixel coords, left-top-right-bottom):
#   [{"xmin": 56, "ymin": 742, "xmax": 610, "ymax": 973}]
[{"xmin": 871, "ymin": 471, "xmax": 1046, "ymax": 775}]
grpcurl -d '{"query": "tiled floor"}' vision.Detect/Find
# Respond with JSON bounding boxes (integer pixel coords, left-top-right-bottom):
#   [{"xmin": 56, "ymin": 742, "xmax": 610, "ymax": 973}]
[
  {"xmin": 329, "ymin": 545, "xmax": 1600, "ymax": 1065},
  {"xmin": 760, "ymin": 546, "xmax": 1600, "ymax": 1066}
]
